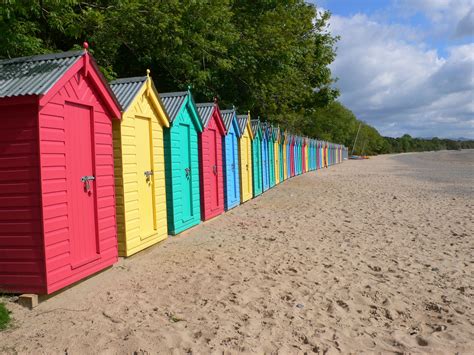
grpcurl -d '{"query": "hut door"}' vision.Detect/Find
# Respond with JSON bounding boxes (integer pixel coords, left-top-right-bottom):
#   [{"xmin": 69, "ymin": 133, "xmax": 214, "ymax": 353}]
[
  {"xmin": 65, "ymin": 102, "xmax": 98, "ymax": 268},
  {"xmin": 246, "ymin": 138, "xmax": 252, "ymax": 192},
  {"xmin": 135, "ymin": 117, "xmax": 155, "ymax": 237},
  {"xmin": 209, "ymin": 128, "xmax": 219, "ymax": 211},
  {"xmin": 180, "ymin": 123, "xmax": 193, "ymax": 223},
  {"xmin": 231, "ymin": 132, "xmax": 239, "ymax": 201}
]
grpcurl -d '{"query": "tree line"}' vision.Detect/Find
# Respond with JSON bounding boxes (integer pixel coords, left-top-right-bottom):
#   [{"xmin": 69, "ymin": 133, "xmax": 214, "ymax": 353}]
[{"xmin": 1, "ymin": 0, "xmax": 471, "ymax": 155}]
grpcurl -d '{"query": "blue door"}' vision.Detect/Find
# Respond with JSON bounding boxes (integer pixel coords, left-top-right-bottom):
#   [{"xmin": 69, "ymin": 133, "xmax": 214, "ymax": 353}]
[{"xmin": 224, "ymin": 125, "xmax": 240, "ymax": 210}]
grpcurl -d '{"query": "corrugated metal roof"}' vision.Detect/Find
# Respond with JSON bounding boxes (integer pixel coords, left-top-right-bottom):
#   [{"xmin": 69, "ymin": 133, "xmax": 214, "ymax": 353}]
[
  {"xmin": 196, "ymin": 102, "xmax": 215, "ymax": 128},
  {"xmin": 237, "ymin": 114, "xmax": 248, "ymax": 134},
  {"xmin": 0, "ymin": 50, "xmax": 84, "ymax": 98},
  {"xmin": 159, "ymin": 91, "xmax": 188, "ymax": 122},
  {"xmin": 109, "ymin": 76, "xmax": 146, "ymax": 111},
  {"xmin": 250, "ymin": 119, "xmax": 261, "ymax": 137},
  {"xmin": 221, "ymin": 108, "xmax": 237, "ymax": 133}
]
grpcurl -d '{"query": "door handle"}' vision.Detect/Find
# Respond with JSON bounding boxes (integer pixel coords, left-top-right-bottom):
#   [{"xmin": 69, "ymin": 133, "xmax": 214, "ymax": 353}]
[
  {"xmin": 81, "ymin": 175, "xmax": 95, "ymax": 192},
  {"xmin": 144, "ymin": 170, "xmax": 154, "ymax": 177},
  {"xmin": 212, "ymin": 165, "xmax": 217, "ymax": 175},
  {"xmin": 185, "ymin": 167, "xmax": 190, "ymax": 177}
]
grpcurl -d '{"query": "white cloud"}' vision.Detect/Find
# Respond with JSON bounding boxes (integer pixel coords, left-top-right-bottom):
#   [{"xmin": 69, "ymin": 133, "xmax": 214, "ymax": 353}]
[
  {"xmin": 329, "ymin": 13, "xmax": 474, "ymax": 138},
  {"xmin": 394, "ymin": 0, "xmax": 474, "ymax": 39}
]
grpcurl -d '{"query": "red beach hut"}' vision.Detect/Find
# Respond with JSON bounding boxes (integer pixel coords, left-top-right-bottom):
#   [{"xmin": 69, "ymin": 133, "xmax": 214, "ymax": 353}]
[
  {"xmin": 196, "ymin": 101, "xmax": 226, "ymax": 221},
  {"xmin": 0, "ymin": 46, "xmax": 122, "ymax": 294}
]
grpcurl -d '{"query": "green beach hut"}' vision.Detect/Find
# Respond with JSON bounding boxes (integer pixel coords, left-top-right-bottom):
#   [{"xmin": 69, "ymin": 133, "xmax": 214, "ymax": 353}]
[{"xmin": 160, "ymin": 89, "xmax": 203, "ymax": 235}]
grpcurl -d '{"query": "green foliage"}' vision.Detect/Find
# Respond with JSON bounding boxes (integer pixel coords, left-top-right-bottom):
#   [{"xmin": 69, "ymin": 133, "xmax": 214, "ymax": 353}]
[
  {"xmin": 0, "ymin": 0, "xmax": 339, "ymax": 128},
  {"xmin": 1, "ymin": 1, "xmax": 468, "ymax": 153},
  {"xmin": 0, "ymin": 303, "xmax": 10, "ymax": 330},
  {"xmin": 383, "ymin": 136, "xmax": 474, "ymax": 153}
]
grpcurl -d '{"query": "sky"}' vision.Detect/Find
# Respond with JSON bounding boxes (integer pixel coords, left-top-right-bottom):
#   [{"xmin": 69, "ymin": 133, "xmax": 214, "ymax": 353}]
[{"xmin": 310, "ymin": 0, "xmax": 474, "ymax": 139}]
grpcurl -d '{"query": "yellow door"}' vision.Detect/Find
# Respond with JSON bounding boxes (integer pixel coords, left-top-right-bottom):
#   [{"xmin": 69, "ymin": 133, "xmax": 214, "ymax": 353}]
[
  {"xmin": 135, "ymin": 116, "xmax": 156, "ymax": 237},
  {"xmin": 246, "ymin": 137, "xmax": 252, "ymax": 196},
  {"xmin": 274, "ymin": 142, "xmax": 280, "ymax": 184}
]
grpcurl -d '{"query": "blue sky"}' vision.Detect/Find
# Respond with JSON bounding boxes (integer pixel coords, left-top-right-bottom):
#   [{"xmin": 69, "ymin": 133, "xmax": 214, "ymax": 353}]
[{"xmin": 310, "ymin": 0, "xmax": 474, "ymax": 138}]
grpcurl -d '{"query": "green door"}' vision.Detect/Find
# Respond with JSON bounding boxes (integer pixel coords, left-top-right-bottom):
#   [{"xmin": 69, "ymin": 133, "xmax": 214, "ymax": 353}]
[{"xmin": 180, "ymin": 123, "xmax": 193, "ymax": 223}]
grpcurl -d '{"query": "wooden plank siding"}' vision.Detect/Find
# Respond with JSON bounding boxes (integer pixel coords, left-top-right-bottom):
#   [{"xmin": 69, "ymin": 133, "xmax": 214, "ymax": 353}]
[
  {"xmin": 38, "ymin": 71, "xmax": 118, "ymax": 294},
  {"xmin": 113, "ymin": 87, "xmax": 168, "ymax": 256},
  {"xmin": 0, "ymin": 103, "xmax": 47, "ymax": 294},
  {"xmin": 164, "ymin": 104, "xmax": 201, "ymax": 235}
]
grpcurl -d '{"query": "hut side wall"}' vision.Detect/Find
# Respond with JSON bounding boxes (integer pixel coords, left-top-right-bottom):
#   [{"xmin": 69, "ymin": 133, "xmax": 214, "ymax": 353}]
[{"xmin": 0, "ymin": 102, "xmax": 47, "ymax": 294}]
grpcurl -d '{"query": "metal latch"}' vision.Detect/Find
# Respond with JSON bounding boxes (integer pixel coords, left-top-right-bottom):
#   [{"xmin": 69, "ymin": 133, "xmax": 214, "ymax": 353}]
[
  {"xmin": 212, "ymin": 165, "xmax": 217, "ymax": 175},
  {"xmin": 144, "ymin": 170, "xmax": 154, "ymax": 178},
  {"xmin": 185, "ymin": 167, "xmax": 190, "ymax": 178},
  {"xmin": 81, "ymin": 175, "xmax": 95, "ymax": 192}
]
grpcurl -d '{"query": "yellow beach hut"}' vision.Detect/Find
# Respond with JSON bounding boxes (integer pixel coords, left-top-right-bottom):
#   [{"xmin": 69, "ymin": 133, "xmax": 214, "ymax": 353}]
[
  {"xmin": 237, "ymin": 112, "xmax": 254, "ymax": 203},
  {"xmin": 282, "ymin": 131, "xmax": 288, "ymax": 180},
  {"xmin": 110, "ymin": 72, "xmax": 169, "ymax": 257}
]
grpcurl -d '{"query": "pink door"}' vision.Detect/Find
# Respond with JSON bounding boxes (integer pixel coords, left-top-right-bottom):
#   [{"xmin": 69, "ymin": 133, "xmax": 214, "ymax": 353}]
[
  {"xmin": 65, "ymin": 102, "xmax": 99, "ymax": 268},
  {"xmin": 209, "ymin": 129, "xmax": 219, "ymax": 212}
]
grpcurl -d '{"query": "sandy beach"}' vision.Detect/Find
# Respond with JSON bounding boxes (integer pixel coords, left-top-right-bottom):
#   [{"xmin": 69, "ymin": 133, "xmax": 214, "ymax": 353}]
[{"xmin": 1, "ymin": 150, "xmax": 473, "ymax": 354}]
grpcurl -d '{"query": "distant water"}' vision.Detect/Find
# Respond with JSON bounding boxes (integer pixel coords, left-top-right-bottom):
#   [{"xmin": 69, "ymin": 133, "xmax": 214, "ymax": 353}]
[{"xmin": 390, "ymin": 150, "xmax": 474, "ymax": 197}]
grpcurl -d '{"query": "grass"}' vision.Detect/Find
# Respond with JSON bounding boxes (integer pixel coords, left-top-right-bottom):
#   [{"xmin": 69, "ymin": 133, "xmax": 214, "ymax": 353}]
[{"xmin": 0, "ymin": 303, "xmax": 11, "ymax": 330}]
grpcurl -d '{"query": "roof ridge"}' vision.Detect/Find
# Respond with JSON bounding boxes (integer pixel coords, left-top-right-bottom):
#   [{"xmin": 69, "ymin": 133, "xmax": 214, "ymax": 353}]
[
  {"xmin": 0, "ymin": 50, "xmax": 84, "ymax": 65},
  {"xmin": 109, "ymin": 76, "xmax": 147, "ymax": 85},
  {"xmin": 159, "ymin": 91, "xmax": 188, "ymax": 97}
]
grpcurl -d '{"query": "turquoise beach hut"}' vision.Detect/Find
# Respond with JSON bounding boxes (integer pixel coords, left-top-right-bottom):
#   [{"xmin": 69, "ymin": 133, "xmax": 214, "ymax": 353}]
[
  {"xmin": 221, "ymin": 108, "xmax": 241, "ymax": 210},
  {"xmin": 265, "ymin": 124, "xmax": 276, "ymax": 187},
  {"xmin": 251, "ymin": 119, "xmax": 263, "ymax": 197},
  {"xmin": 160, "ymin": 89, "xmax": 203, "ymax": 235}
]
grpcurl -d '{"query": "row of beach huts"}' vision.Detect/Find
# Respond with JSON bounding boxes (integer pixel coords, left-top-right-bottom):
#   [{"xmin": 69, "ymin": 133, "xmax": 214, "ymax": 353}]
[{"xmin": 0, "ymin": 46, "xmax": 348, "ymax": 295}]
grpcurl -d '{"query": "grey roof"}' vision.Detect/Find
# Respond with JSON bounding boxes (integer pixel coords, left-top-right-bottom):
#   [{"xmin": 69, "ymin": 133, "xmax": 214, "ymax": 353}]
[
  {"xmin": 0, "ymin": 50, "xmax": 84, "ymax": 98},
  {"xmin": 159, "ymin": 91, "xmax": 188, "ymax": 122},
  {"xmin": 221, "ymin": 108, "xmax": 238, "ymax": 133},
  {"xmin": 109, "ymin": 76, "xmax": 146, "ymax": 111},
  {"xmin": 237, "ymin": 114, "xmax": 249, "ymax": 135},
  {"xmin": 196, "ymin": 102, "xmax": 215, "ymax": 128},
  {"xmin": 250, "ymin": 119, "xmax": 261, "ymax": 137}
]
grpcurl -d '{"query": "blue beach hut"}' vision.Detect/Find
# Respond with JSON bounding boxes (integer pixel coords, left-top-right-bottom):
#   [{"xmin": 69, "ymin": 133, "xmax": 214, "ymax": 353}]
[{"xmin": 221, "ymin": 108, "xmax": 241, "ymax": 210}]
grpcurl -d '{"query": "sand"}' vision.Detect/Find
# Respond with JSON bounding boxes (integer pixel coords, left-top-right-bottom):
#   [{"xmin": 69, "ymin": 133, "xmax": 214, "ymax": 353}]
[{"xmin": 1, "ymin": 150, "xmax": 473, "ymax": 354}]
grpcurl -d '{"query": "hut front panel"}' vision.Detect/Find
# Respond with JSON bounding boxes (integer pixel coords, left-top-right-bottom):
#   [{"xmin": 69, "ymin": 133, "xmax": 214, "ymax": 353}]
[
  {"xmin": 262, "ymin": 135, "xmax": 270, "ymax": 191},
  {"xmin": 268, "ymin": 138, "xmax": 275, "ymax": 187},
  {"xmin": 165, "ymin": 107, "xmax": 201, "ymax": 235},
  {"xmin": 199, "ymin": 112, "xmax": 224, "ymax": 221},
  {"xmin": 251, "ymin": 135, "xmax": 262, "ymax": 197},
  {"xmin": 114, "ymin": 92, "xmax": 167, "ymax": 257},
  {"xmin": 274, "ymin": 141, "xmax": 280, "ymax": 185},
  {"xmin": 39, "ymin": 72, "xmax": 117, "ymax": 294},
  {"xmin": 0, "ymin": 103, "xmax": 47, "ymax": 294},
  {"xmin": 223, "ymin": 123, "xmax": 240, "ymax": 210},
  {"xmin": 283, "ymin": 142, "xmax": 288, "ymax": 180},
  {"xmin": 239, "ymin": 128, "xmax": 253, "ymax": 203},
  {"xmin": 279, "ymin": 143, "xmax": 284, "ymax": 181}
]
